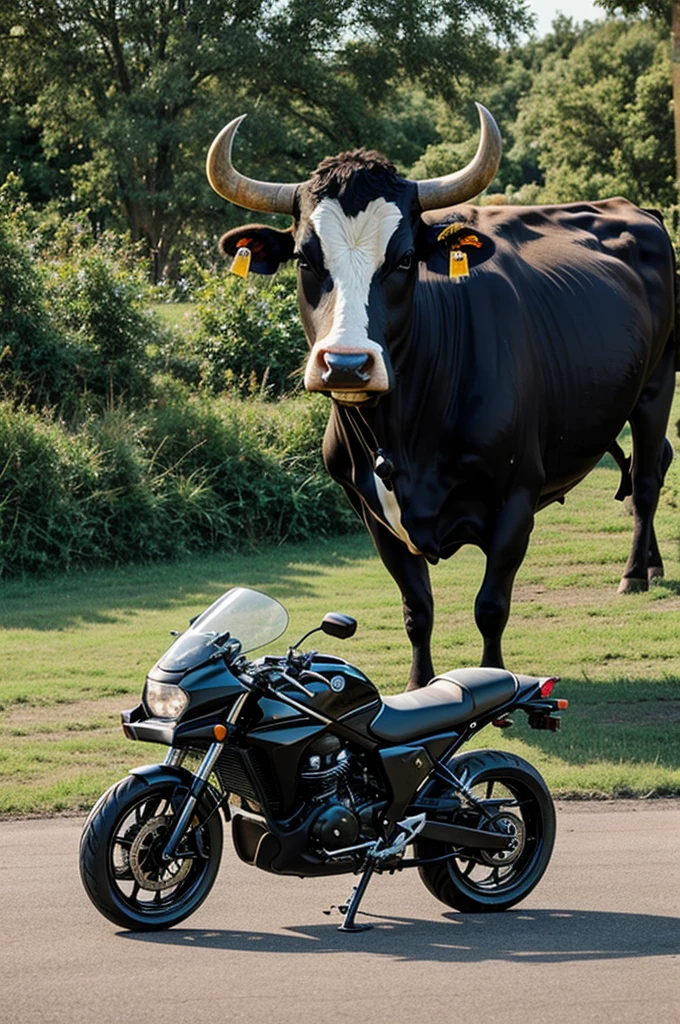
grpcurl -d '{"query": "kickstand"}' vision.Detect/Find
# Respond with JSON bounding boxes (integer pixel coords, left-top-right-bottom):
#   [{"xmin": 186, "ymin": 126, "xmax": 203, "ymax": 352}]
[{"xmin": 337, "ymin": 860, "xmax": 376, "ymax": 932}]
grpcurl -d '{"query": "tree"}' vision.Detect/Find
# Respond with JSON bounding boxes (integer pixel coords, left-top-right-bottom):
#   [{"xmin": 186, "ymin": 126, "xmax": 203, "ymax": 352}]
[
  {"xmin": 0, "ymin": 1, "xmax": 532, "ymax": 280},
  {"xmin": 510, "ymin": 17, "xmax": 674, "ymax": 205},
  {"xmin": 403, "ymin": 15, "xmax": 591, "ymax": 191},
  {"xmin": 596, "ymin": 2, "xmax": 679, "ymax": 196}
]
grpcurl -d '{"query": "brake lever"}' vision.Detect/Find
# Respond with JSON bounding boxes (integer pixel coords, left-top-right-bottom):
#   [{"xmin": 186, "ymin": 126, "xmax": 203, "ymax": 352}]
[
  {"xmin": 298, "ymin": 670, "xmax": 331, "ymax": 686},
  {"xmin": 275, "ymin": 669, "xmax": 315, "ymax": 699}
]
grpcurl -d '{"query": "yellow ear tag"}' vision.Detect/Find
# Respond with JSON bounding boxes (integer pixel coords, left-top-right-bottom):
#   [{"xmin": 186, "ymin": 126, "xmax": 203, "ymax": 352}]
[
  {"xmin": 230, "ymin": 246, "xmax": 252, "ymax": 278},
  {"xmin": 449, "ymin": 249, "xmax": 470, "ymax": 281}
]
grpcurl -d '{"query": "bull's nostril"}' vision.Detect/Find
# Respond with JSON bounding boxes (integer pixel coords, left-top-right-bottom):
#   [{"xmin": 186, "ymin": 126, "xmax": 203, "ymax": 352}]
[{"xmin": 321, "ymin": 351, "xmax": 372, "ymax": 386}]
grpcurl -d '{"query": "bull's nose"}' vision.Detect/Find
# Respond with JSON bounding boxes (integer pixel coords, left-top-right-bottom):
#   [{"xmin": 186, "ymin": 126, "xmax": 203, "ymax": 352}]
[{"xmin": 321, "ymin": 351, "xmax": 372, "ymax": 388}]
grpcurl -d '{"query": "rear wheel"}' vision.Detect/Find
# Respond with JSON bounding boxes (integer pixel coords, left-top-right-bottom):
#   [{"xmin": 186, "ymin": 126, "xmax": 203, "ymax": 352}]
[
  {"xmin": 415, "ymin": 750, "xmax": 555, "ymax": 912},
  {"xmin": 79, "ymin": 774, "xmax": 223, "ymax": 930}
]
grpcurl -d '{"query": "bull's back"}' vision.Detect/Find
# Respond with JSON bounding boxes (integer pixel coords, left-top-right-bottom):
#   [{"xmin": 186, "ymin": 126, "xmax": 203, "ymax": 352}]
[{"xmin": 419, "ymin": 198, "xmax": 675, "ymax": 491}]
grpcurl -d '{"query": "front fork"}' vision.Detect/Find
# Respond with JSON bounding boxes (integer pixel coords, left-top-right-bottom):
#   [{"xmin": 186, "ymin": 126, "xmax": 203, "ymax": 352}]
[
  {"xmin": 161, "ymin": 741, "xmax": 224, "ymax": 860},
  {"xmin": 161, "ymin": 691, "xmax": 251, "ymax": 861}
]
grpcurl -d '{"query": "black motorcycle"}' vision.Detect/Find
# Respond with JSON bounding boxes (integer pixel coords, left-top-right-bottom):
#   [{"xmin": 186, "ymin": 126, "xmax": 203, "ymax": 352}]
[{"xmin": 79, "ymin": 587, "xmax": 567, "ymax": 932}]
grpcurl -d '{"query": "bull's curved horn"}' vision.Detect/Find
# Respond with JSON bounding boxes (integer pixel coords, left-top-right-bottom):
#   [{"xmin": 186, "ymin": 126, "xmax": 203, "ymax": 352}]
[
  {"xmin": 414, "ymin": 104, "xmax": 502, "ymax": 211},
  {"xmin": 206, "ymin": 115, "xmax": 301, "ymax": 215}
]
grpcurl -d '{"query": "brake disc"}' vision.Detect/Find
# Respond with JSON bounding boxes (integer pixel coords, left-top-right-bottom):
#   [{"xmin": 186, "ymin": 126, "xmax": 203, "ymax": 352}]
[{"xmin": 128, "ymin": 815, "xmax": 193, "ymax": 891}]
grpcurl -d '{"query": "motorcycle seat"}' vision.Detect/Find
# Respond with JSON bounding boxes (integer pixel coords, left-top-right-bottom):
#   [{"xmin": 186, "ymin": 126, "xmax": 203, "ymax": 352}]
[{"xmin": 369, "ymin": 667, "xmax": 518, "ymax": 743}]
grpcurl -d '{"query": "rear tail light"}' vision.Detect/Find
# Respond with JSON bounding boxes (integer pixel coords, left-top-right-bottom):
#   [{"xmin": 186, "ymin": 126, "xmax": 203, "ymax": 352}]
[{"xmin": 540, "ymin": 678, "xmax": 559, "ymax": 697}]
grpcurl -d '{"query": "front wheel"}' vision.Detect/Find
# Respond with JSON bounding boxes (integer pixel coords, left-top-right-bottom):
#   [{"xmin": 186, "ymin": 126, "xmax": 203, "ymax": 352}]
[
  {"xmin": 79, "ymin": 774, "xmax": 223, "ymax": 930},
  {"xmin": 415, "ymin": 749, "xmax": 555, "ymax": 913}
]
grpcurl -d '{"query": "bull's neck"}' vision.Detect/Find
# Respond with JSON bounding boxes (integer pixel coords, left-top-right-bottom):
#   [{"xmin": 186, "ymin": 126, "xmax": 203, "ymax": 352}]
[{"xmin": 343, "ymin": 279, "xmax": 467, "ymax": 467}]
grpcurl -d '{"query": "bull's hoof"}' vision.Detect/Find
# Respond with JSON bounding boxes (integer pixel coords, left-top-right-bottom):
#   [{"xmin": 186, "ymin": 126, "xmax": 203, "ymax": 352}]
[
  {"xmin": 617, "ymin": 576, "xmax": 648, "ymax": 594},
  {"xmin": 648, "ymin": 566, "xmax": 664, "ymax": 582}
]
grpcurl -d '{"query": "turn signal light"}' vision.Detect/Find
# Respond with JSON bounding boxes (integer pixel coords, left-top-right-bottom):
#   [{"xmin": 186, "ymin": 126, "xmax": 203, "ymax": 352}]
[
  {"xmin": 556, "ymin": 699, "xmax": 569, "ymax": 710},
  {"xmin": 213, "ymin": 724, "xmax": 227, "ymax": 742}
]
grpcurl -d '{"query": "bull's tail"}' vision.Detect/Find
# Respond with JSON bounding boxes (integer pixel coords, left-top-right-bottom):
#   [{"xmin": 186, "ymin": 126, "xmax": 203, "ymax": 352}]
[
  {"xmin": 609, "ymin": 441, "xmax": 632, "ymax": 501},
  {"xmin": 610, "ymin": 436, "xmax": 673, "ymax": 502}
]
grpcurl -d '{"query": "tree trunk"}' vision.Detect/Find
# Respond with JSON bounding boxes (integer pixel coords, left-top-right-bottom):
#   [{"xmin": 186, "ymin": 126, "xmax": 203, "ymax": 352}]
[{"xmin": 673, "ymin": 2, "xmax": 680, "ymax": 196}]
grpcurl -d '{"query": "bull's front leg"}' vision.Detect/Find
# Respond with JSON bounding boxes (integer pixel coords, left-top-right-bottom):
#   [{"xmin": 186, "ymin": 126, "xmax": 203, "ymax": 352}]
[
  {"xmin": 475, "ymin": 489, "xmax": 537, "ymax": 669},
  {"xmin": 365, "ymin": 515, "xmax": 434, "ymax": 690}
]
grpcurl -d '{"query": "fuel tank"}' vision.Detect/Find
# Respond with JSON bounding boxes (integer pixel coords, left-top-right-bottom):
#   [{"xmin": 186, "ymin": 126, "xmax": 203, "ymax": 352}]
[{"xmin": 255, "ymin": 654, "xmax": 381, "ymax": 724}]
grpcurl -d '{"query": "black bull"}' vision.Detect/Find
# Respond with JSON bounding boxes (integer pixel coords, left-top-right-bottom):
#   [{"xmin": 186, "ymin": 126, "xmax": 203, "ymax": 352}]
[{"xmin": 210, "ymin": 126, "xmax": 677, "ymax": 690}]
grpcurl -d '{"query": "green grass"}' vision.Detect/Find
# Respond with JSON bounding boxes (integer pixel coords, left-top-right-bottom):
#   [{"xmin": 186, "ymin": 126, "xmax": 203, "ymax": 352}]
[
  {"xmin": 150, "ymin": 301, "xmax": 195, "ymax": 331},
  {"xmin": 2, "ymin": 392, "xmax": 680, "ymax": 813}
]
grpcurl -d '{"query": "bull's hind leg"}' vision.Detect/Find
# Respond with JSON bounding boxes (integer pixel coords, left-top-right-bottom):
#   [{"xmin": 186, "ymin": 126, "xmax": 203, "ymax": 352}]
[
  {"xmin": 618, "ymin": 347, "xmax": 675, "ymax": 594},
  {"xmin": 647, "ymin": 438, "xmax": 673, "ymax": 580}
]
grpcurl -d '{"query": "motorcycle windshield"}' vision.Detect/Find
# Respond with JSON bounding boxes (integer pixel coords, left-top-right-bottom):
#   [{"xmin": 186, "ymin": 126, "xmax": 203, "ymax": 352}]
[{"xmin": 158, "ymin": 587, "xmax": 289, "ymax": 671}]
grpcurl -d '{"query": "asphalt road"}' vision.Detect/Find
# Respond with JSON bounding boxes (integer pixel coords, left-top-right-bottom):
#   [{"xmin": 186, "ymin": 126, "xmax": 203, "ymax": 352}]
[{"xmin": 1, "ymin": 800, "xmax": 679, "ymax": 1024}]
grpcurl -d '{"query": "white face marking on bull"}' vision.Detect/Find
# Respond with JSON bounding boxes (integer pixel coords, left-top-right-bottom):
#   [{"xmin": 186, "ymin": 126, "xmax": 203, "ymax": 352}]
[
  {"xmin": 372, "ymin": 474, "xmax": 422, "ymax": 556},
  {"xmin": 304, "ymin": 197, "xmax": 403, "ymax": 396}
]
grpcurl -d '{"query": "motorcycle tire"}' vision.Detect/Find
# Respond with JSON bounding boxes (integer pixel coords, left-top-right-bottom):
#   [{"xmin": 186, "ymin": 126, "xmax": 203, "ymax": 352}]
[
  {"xmin": 414, "ymin": 749, "xmax": 555, "ymax": 913},
  {"xmin": 79, "ymin": 773, "xmax": 223, "ymax": 931}
]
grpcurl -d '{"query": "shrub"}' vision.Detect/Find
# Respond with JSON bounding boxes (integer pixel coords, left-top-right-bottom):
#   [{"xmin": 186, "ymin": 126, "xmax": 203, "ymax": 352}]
[
  {"xmin": 0, "ymin": 219, "xmax": 76, "ymax": 408},
  {"xmin": 0, "ymin": 403, "xmax": 99, "ymax": 574},
  {"xmin": 189, "ymin": 265, "xmax": 308, "ymax": 397},
  {"xmin": 0, "ymin": 391, "xmax": 358, "ymax": 577},
  {"xmin": 41, "ymin": 248, "xmax": 165, "ymax": 406}
]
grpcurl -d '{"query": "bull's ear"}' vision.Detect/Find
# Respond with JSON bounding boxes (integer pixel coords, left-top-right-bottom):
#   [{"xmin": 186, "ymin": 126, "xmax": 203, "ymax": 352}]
[
  {"xmin": 415, "ymin": 217, "xmax": 495, "ymax": 275},
  {"xmin": 219, "ymin": 224, "xmax": 295, "ymax": 275}
]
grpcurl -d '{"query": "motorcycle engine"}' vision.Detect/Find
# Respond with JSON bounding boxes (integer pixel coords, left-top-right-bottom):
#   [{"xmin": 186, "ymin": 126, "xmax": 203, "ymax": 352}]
[{"xmin": 300, "ymin": 735, "xmax": 380, "ymax": 855}]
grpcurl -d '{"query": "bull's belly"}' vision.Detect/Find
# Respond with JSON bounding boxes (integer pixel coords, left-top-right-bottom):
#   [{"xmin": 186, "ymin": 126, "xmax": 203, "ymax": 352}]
[
  {"xmin": 370, "ymin": 448, "xmax": 613, "ymax": 560},
  {"xmin": 539, "ymin": 446, "xmax": 612, "ymax": 508}
]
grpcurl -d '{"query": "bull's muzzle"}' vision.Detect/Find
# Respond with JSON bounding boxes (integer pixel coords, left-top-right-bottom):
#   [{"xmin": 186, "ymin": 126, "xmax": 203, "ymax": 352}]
[{"xmin": 321, "ymin": 351, "xmax": 373, "ymax": 389}]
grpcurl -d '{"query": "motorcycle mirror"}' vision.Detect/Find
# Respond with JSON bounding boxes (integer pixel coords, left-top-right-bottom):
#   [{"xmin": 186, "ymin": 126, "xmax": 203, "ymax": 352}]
[{"xmin": 321, "ymin": 613, "xmax": 357, "ymax": 640}]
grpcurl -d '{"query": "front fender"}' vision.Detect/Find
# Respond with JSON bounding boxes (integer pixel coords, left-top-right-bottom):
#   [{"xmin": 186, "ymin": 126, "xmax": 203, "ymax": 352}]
[{"xmin": 128, "ymin": 763, "xmax": 224, "ymax": 816}]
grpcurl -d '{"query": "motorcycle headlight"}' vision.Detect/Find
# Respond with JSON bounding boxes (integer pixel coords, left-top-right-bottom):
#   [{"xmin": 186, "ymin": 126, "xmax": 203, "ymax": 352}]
[{"xmin": 144, "ymin": 680, "xmax": 189, "ymax": 720}]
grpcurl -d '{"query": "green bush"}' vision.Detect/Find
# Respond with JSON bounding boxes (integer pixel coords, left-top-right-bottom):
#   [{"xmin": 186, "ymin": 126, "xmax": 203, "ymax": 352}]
[
  {"xmin": 0, "ymin": 219, "xmax": 77, "ymax": 408},
  {"xmin": 41, "ymin": 248, "xmax": 165, "ymax": 406},
  {"xmin": 0, "ymin": 403, "xmax": 99, "ymax": 573},
  {"xmin": 188, "ymin": 265, "xmax": 308, "ymax": 397},
  {"xmin": 0, "ymin": 391, "xmax": 358, "ymax": 577}
]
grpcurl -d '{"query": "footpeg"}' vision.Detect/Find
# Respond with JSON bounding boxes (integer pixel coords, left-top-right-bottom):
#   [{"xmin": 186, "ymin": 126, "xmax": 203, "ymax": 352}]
[{"xmin": 372, "ymin": 813, "xmax": 426, "ymax": 860}]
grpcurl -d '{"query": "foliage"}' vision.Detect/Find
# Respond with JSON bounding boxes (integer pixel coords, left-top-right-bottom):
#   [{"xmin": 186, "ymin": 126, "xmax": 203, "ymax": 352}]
[
  {"xmin": 41, "ymin": 247, "xmax": 159, "ymax": 405},
  {"xmin": 186, "ymin": 266, "xmax": 307, "ymax": 397},
  {"xmin": 596, "ymin": 1, "xmax": 671, "ymax": 19},
  {"xmin": 0, "ymin": 197, "xmax": 173, "ymax": 411},
  {"xmin": 510, "ymin": 17, "xmax": 675, "ymax": 205},
  {"xmin": 0, "ymin": 390, "xmax": 357, "ymax": 578},
  {"xmin": 0, "ymin": 215, "xmax": 76, "ymax": 408},
  {"xmin": 0, "ymin": 1, "xmax": 531, "ymax": 279},
  {"xmin": 413, "ymin": 14, "xmax": 676, "ymax": 209},
  {"xmin": 406, "ymin": 16, "xmax": 591, "ymax": 188}
]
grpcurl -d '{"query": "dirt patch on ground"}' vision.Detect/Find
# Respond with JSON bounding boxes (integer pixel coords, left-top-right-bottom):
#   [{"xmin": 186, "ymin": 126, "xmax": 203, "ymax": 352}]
[
  {"xmin": 513, "ymin": 583, "xmax": 613, "ymax": 608},
  {"xmin": 513, "ymin": 581, "xmax": 680, "ymax": 611},
  {"xmin": 1, "ymin": 695, "xmax": 134, "ymax": 729},
  {"xmin": 584, "ymin": 700, "xmax": 680, "ymax": 726}
]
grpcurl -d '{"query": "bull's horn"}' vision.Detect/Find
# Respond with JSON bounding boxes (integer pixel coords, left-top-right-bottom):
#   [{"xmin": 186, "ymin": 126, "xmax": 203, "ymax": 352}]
[
  {"xmin": 414, "ymin": 104, "xmax": 502, "ymax": 211},
  {"xmin": 206, "ymin": 115, "xmax": 300, "ymax": 215}
]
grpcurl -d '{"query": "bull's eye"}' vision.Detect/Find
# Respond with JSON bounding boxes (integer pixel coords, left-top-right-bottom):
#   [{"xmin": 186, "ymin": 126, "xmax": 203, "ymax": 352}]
[
  {"xmin": 396, "ymin": 250, "xmax": 414, "ymax": 271},
  {"xmin": 296, "ymin": 251, "xmax": 329, "ymax": 284}
]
